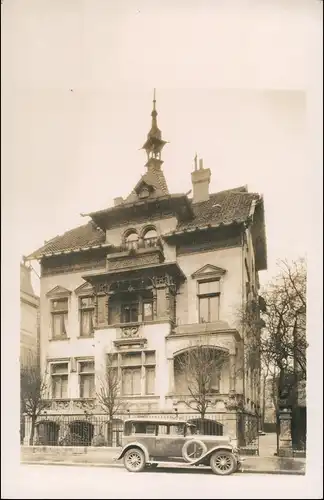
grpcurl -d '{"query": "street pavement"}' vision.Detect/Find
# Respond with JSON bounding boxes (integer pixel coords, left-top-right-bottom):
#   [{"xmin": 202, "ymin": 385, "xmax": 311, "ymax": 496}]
[{"xmin": 3, "ymin": 464, "xmax": 311, "ymax": 499}]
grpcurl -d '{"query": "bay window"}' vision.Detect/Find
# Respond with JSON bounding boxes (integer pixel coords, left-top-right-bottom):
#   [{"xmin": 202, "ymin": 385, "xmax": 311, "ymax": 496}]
[
  {"xmin": 111, "ymin": 351, "xmax": 156, "ymax": 396},
  {"xmin": 108, "ymin": 291, "xmax": 154, "ymax": 325}
]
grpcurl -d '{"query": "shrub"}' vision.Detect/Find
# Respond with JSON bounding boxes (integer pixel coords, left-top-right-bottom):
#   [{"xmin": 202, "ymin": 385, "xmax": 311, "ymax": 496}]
[{"xmin": 91, "ymin": 434, "xmax": 107, "ymax": 447}]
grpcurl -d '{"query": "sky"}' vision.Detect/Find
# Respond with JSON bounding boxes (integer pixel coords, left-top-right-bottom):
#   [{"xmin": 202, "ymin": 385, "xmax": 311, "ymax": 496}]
[{"xmin": 2, "ymin": 0, "xmax": 322, "ymax": 296}]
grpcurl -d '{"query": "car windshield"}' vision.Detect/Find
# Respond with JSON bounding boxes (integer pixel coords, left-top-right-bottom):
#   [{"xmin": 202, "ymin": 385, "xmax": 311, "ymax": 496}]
[{"xmin": 186, "ymin": 425, "xmax": 196, "ymax": 436}]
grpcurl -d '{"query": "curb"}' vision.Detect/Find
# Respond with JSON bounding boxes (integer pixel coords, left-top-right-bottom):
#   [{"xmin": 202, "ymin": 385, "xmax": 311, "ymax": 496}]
[{"xmin": 21, "ymin": 461, "xmax": 305, "ymax": 475}]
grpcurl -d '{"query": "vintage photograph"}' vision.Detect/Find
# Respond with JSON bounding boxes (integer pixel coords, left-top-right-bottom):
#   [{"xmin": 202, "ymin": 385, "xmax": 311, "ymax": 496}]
[{"xmin": 2, "ymin": 0, "xmax": 322, "ymax": 498}]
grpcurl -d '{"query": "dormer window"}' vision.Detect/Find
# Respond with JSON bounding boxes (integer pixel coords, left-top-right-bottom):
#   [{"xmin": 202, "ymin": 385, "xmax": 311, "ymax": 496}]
[
  {"xmin": 139, "ymin": 187, "xmax": 150, "ymax": 199},
  {"xmin": 125, "ymin": 231, "xmax": 139, "ymax": 250}
]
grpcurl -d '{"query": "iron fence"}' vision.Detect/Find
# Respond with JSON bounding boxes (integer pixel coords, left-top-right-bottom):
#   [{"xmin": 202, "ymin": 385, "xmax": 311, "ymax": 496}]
[{"xmin": 23, "ymin": 411, "xmax": 259, "ymax": 454}]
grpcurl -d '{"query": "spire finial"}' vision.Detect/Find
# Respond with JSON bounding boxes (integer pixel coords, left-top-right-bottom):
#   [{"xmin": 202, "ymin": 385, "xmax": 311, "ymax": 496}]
[
  {"xmin": 194, "ymin": 153, "xmax": 198, "ymax": 171},
  {"xmin": 141, "ymin": 89, "xmax": 167, "ymax": 162}
]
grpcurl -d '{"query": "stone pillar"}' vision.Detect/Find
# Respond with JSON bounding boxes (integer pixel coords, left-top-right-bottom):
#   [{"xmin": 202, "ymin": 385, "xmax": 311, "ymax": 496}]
[
  {"xmin": 152, "ymin": 288, "xmax": 157, "ymax": 318},
  {"xmin": 278, "ymin": 409, "xmax": 293, "ymax": 457},
  {"xmin": 229, "ymin": 354, "xmax": 236, "ymax": 393},
  {"xmin": 168, "ymin": 358, "xmax": 175, "ymax": 394}
]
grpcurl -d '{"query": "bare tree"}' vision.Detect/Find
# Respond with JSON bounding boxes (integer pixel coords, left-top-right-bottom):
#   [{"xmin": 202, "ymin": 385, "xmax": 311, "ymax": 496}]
[
  {"xmin": 236, "ymin": 295, "xmax": 264, "ymax": 414},
  {"xmin": 237, "ymin": 257, "xmax": 307, "ymax": 423},
  {"xmin": 261, "ymin": 258, "xmax": 307, "ymax": 380},
  {"xmin": 20, "ymin": 355, "xmax": 50, "ymax": 445},
  {"xmin": 175, "ymin": 339, "xmax": 229, "ymax": 420},
  {"xmin": 96, "ymin": 353, "xmax": 127, "ymax": 446}
]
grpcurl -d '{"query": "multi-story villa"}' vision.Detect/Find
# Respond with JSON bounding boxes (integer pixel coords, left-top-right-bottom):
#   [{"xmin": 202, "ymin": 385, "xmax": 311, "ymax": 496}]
[{"xmin": 25, "ymin": 94, "xmax": 267, "ymax": 447}]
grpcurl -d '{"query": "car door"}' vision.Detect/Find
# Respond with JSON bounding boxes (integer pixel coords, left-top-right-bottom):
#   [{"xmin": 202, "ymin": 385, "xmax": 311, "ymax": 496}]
[{"xmin": 154, "ymin": 424, "xmax": 186, "ymax": 459}]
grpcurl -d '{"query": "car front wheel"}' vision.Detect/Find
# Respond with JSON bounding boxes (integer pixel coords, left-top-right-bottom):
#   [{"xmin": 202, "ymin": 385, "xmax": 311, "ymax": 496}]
[
  {"xmin": 123, "ymin": 448, "xmax": 146, "ymax": 473},
  {"xmin": 209, "ymin": 450, "xmax": 237, "ymax": 476}
]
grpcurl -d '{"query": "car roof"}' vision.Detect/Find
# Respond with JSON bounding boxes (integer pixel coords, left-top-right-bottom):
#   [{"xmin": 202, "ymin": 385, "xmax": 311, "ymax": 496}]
[{"xmin": 123, "ymin": 418, "xmax": 189, "ymax": 425}]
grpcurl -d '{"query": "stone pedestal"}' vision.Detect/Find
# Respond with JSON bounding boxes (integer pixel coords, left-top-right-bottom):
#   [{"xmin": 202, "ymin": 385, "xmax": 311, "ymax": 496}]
[{"xmin": 278, "ymin": 409, "xmax": 293, "ymax": 457}]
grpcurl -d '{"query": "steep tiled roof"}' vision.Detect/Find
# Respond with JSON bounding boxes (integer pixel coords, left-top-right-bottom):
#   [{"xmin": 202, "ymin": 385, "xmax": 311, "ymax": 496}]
[
  {"xmin": 125, "ymin": 166, "xmax": 169, "ymax": 203},
  {"xmin": 26, "ymin": 222, "xmax": 107, "ymax": 260},
  {"xmin": 176, "ymin": 186, "xmax": 260, "ymax": 232},
  {"xmin": 26, "ymin": 187, "xmax": 262, "ymax": 260}
]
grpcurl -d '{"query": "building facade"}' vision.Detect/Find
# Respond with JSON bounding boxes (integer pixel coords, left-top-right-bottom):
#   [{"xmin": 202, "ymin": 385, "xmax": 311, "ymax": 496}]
[
  {"xmin": 26, "ymin": 96, "xmax": 267, "ymax": 446},
  {"xmin": 20, "ymin": 262, "xmax": 40, "ymax": 367}
]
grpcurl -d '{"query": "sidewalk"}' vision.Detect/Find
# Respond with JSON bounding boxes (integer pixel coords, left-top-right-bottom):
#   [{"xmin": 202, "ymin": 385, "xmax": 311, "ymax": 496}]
[{"xmin": 21, "ymin": 446, "xmax": 306, "ymax": 475}]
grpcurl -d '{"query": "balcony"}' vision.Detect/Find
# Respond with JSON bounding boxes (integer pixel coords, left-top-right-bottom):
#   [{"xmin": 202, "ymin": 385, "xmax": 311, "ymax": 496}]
[{"xmin": 107, "ymin": 237, "xmax": 165, "ymax": 272}]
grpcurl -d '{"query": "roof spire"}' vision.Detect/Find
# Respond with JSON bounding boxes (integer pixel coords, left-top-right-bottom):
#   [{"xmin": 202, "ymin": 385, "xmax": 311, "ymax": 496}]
[{"xmin": 141, "ymin": 89, "xmax": 168, "ymax": 163}]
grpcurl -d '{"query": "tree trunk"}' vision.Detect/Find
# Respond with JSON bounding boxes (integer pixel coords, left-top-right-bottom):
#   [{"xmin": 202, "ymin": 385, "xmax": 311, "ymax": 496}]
[
  {"xmin": 29, "ymin": 416, "xmax": 37, "ymax": 446},
  {"xmin": 261, "ymin": 375, "xmax": 267, "ymax": 430},
  {"xmin": 107, "ymin": 419, "xmax": 113, "ymax": 447}
]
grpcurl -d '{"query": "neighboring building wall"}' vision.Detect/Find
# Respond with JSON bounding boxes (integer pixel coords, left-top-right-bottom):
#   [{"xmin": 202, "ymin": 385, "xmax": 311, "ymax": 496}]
[{"xmin": 20, "ymin": 263, "xmax": 40, "ymax": 367}]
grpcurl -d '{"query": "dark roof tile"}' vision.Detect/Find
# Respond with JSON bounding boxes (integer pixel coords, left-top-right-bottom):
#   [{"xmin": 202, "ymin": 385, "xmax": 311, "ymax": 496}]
[
  {"xmin": 26, "ymin": 186, "xmax": 261, "ymax": 259},
  {"xmin": 177, "ymin": 187, "xmax": 260, "ymax": 231},
  {"xmin": 27, "ymin": 222, "xmax": 106, "ymax": 259}
]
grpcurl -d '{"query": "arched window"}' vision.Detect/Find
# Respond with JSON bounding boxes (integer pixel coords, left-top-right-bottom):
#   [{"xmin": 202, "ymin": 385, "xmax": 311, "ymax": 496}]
[
  {"xmin": 173, "ymin": 347, "xmax": 225, "ymax": 395},
  {"xmin": 143, "ymin": 228, "xmax": 158, "ymax": 248},
  {"xmin": 125, "ymin": 231, "xmax": 139, "ymax": 250}
]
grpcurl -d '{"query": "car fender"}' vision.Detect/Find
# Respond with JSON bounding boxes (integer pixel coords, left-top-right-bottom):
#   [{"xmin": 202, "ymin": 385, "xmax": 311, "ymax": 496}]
[
  {"xmin": 188, "ymin": 445, "xmax": 236, "ymax": 466},
  {"xmin": 115, "ymin": 442, "xmax": 150, "ymax": 462}
]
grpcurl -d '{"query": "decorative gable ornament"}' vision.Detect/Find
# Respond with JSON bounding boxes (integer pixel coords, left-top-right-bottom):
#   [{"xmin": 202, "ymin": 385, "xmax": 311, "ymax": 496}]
[
  {"xmin": 46, "ymin": 285, "xmax": 72, "ymax": 298},
  {"xmin": 74, "ymin": 282, "xmax": 94, "ymax": 296},
  {"xmin": 191, "ymin": 264, "xmax": 227, "ymax": 279}
]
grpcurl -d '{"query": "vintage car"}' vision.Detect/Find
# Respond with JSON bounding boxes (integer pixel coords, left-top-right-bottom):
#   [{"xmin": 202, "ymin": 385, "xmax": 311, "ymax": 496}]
[{"xmin": 115, "ymin": 418, "xmax": 244, "ymax": 475}]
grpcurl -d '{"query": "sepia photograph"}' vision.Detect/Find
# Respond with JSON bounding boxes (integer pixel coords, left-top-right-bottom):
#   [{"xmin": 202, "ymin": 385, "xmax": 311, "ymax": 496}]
[{"xmin": 1, "ymin": 0, "xmax": 323, "ymax": 498}]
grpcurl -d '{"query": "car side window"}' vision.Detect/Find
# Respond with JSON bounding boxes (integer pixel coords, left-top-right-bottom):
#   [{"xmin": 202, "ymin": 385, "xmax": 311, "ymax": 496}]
[
  {"xmin": 133, "ymin": 423, "xmax": 146, "ymax": 434},
  {"xmin": 169, "ymin": 424, "xmax": 185, "ymax": 436},
  {"xmin": 145, "ymin": 424, "xmax": 156, "ymax": 435},
  {"xmin": 158, "ymin": 425, "xmax": 169, "ymax": 435}
]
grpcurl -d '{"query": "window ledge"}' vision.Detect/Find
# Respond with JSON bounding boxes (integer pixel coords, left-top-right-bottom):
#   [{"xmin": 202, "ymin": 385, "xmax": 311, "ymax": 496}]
[
  {"xmin": 118, "ymin": 395, "xmax": 160, "ymax": 400},
  {"xmin": 49, "ymin": 337, "xmax": 70, "ymax": 342},
  {"xmin": 99, "ymin": 319, "xmax": 173, "ymax": 330},
  {"xmin": 72, "ymin": 398, "xmax": 96, "ymax": 402},
  {"xmin": 165, "ymin": 392, "xmax": 223, "ymax": 399},
  {"xmin": 111, "ymin": 322, "xmax": 141, "ymax": 329},
  {"xmin": 77, "ymin": 335, "xmax": 94, "ymax": 339},
  {"xmin": 49, "ymin": 398, "xmax": 71, "ymax": 402},
  {"xmin": 114, "ymin": 337, "xmax": 147, "ymax": 347}
]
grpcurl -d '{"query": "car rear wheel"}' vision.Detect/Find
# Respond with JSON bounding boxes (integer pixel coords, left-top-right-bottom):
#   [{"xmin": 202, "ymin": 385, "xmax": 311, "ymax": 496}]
[
  {"xmin": 123, "ymin": 448, "xmax": 146, "ymax": 473},
  {"xmin": 210, "ymin": 450, "xmax": 237, "ymax": 476}
]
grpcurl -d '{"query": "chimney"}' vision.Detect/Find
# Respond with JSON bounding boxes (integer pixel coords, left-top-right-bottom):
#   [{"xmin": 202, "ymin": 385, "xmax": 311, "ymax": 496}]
[
  {"xmin": 114, "ymin": 197, "xmax": 124, "ymax": 207},
  {"xmin": 191, "ymin": 158, "xmax": 211, "ymax": 203}
]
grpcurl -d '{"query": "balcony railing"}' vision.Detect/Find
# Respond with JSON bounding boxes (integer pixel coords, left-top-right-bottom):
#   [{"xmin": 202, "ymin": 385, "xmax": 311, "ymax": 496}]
[
  {"xmin": 123, "ymin": 237, "xmax": 162, "ymax": 252},
  {"xmin": 107, "ymin": 237, "xmax": 165, "ymax": 271}
]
